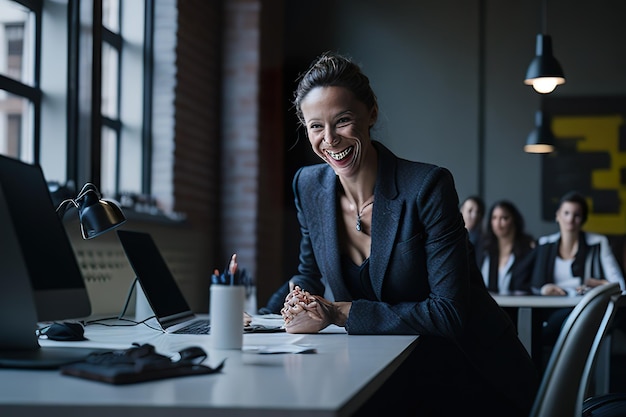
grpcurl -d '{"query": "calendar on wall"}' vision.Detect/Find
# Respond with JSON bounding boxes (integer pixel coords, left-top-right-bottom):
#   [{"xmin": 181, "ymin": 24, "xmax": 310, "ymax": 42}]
[{"xmin": 541, "ymin": 96, "xmax": 626, "ymax": 235}]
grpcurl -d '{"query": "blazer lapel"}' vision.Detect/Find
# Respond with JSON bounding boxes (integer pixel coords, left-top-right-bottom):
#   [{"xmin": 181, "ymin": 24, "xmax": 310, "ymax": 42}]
[
  {"xmin": 306, "ymin": 142, "xmax": 403, "ymax": 302},
  {"xmin": 310, "ymin": 170, "xmax": 352, "ymax": 301},
  {"xmin": 369, "ymin": 142, "xmax": 402, "ymax": 300}
]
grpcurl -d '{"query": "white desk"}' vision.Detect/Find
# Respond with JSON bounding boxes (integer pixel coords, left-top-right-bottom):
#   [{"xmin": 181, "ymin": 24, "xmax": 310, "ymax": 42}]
[{"xmin": 0, "ymin": 318, "xmax": 419, "ymax": 417}]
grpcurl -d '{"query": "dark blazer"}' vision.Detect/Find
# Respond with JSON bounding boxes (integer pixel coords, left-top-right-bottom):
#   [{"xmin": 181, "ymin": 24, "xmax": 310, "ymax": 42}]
[
  {"xmin": 529, "ymin": 231, "xmax": 625, "ymax": 294},
  {"xmin": 478, "ymin": 242, "xmax": 535, "ymax": 294},
  {"xmin": 290, "ymin": 141, "xmax": 538, "ymax": 414}
]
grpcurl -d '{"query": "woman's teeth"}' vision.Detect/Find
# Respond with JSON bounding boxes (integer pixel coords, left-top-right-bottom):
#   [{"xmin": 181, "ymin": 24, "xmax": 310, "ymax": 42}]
[{"xmin": 327, "ymin": 147, "xmax": 353, "ymax": 161}]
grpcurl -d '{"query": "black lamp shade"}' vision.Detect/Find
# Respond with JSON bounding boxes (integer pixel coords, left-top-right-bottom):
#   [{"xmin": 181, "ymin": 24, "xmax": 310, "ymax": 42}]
[
  {"xmin": 76, "ymin": 189, "xmax": 127, "ymax": 239},
  {"xmin": 55, "ymin": 183, "xmax": 127, "ymax": 239},
  {"xmin": 524, "ymin": 34, "xmax": 566, "ymax": 94},
  {"xmin": 525, "ymin": 111, "xmax": 555, "ymax": 154}
]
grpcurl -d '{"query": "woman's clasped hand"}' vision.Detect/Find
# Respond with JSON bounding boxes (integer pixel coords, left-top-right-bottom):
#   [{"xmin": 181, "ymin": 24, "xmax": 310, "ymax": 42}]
[{"xmin": 281, "ymin": 286, "xmax": 345, "ymax": 333}]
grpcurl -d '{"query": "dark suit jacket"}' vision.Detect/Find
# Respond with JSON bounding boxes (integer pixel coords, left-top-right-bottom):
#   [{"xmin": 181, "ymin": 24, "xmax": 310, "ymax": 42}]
[{"xmin": 290, "ymin": 141, "xmax": 538, "ymax": 414}]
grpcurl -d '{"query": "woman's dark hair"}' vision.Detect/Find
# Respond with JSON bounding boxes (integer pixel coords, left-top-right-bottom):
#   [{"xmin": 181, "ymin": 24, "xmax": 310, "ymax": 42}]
[
  {"xmin": 293, "ymin": 51, "xmax": 378, "ymax": 126},
  {"xmin": 558, "ymin": 191, "xmax": 589, "ymax": 224},
  {"xmin": 483, "ymin": 200, "xmax": 534, "ymax": 258}
]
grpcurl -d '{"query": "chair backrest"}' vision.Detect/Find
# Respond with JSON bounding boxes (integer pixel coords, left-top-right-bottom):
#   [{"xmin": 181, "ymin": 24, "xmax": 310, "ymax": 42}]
[{"xmin": 529, "ymin": 282, "xmax": 622, "ymax": 417}]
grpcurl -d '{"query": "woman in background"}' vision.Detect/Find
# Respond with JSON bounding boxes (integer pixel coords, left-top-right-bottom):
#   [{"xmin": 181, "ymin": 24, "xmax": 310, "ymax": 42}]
[
  {"xmin": 479, "ymin": 200, "xmax": 535, "ymax": 295},
  {"xmin": 460, "ymin": 195, "xmax": 485, "ymax": 249},
  {"xmin": 530, "ymin": 191, "xmax": 624, "ymax": 295},
  {"xmin": 529, "ymin": 191, "xmax": 625, "ymax": 347}
]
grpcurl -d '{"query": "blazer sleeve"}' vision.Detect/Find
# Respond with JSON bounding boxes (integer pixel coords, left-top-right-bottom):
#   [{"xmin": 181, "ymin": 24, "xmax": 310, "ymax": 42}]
[{"xmin": 287, "ymin": 167, "xmax": 327, "ymax": 297}]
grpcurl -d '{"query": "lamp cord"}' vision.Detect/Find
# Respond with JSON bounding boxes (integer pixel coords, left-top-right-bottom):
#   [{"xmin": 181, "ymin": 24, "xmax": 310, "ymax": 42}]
[
  {"xmin": 541, "ymin": 0, "xmax": 548, "ymax": 34},
  {"xmin": 118, "ymin": 277, "xmax": 139, "ymax": 320}
]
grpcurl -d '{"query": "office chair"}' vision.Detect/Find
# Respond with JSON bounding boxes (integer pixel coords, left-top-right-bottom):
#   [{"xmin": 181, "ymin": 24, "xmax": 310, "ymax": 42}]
[
  {"xmin": 581, "ymin": 293, "xmax": 626, "ymax": 417},
  {"xmin": 529, "ymin": 282, "xmax": 622, "ymax": 417}
]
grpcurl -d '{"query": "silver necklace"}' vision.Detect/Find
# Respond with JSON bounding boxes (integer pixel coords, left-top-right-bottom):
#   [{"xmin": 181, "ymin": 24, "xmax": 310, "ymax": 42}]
[{"xmin": 356, "ymin": 201, "xmax": 374, "ymax": 232}]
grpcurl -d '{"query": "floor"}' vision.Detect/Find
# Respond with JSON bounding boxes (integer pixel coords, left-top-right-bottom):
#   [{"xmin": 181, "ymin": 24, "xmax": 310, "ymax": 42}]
[
  {"xmin": 610, "ymin": 354, "xmax": 626, "ymax": 393},
  {"xmin": 608, "ymin": 313, "xmax": 626, "ymax": 393},
  {"xmin": 609, "ymin": 325, "xmax": 626, "ymax": 393}
]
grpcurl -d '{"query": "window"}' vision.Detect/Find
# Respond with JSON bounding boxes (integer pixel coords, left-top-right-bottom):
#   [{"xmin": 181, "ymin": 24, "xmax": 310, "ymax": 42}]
[
  {"xmin": 0, "ymin": 0, "xmax": 39, "ymax": 164},
  {"xmin": 0, "ymin": 0, "xmax": 155, "ymax": 205},
  {"xmin": 6, "ymin": 23, "xmax": 25, "ymax": 78},
  {"xmin": 0, "ymin": 0, "xmax": 182, "ymax": 219},
  {"xmin": 87, "ymin": 0, "xmax": 154, "ymax": 206},
  {"xmin": 100, "ymin": 0, "xmax": 123, "ymax": 197}
]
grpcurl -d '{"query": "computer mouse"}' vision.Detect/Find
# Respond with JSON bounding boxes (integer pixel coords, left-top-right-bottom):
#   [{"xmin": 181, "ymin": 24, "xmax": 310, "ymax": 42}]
[
  {"xmin": 173, "ymin": 346, "xmax": 208, "ymax": 364},
  {"xmin": 40, "ymin": 322, "xmax": 87, "ymax": 341}
]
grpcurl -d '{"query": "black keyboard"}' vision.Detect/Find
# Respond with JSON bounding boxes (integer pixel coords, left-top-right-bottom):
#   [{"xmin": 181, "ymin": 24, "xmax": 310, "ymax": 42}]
[{"xmin": 172, "ymin": 319, "xmax": 211, "ymax": 334}]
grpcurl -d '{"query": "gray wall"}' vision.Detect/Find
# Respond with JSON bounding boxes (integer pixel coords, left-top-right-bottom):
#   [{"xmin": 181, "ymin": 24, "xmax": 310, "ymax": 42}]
[{"xmin": 284, "ymin": 0, "xmax": 626, "ymax": 239}]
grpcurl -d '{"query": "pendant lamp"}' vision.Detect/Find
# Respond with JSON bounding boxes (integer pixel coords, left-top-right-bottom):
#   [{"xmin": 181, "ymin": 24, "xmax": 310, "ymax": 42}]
[
  {"xmin": 524, "ymin": 0, "xmax": 565, "ymax": 94},
  {"xmin": 524, "ymin": 110, "xmax": 556, "ymax": 154}
]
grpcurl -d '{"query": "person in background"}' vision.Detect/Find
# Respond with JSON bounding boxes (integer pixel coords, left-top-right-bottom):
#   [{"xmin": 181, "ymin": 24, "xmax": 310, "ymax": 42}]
[
  {"xmin": 460, "ymin": 195, "xmax": 485, "ymax": 249},
  {"xmin": 278, "ymin": 51, "xmax": 538, "ymax": 417},
  {"xmin": 528, "ymin": 190, "xmax": 625, "ymax": 347},
  {"xmin": 479, "ymin": 200, "xmax": 535, "ymax": 295}
]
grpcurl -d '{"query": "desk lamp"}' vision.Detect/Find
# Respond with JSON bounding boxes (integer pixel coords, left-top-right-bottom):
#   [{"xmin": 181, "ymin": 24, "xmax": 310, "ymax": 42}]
[{"xmin": 56, "ymin": 183, "xmax": 126, "ymax": 239}]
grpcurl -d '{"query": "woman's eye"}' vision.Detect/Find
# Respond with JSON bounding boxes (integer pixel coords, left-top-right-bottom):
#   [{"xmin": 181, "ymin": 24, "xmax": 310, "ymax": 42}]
[{"xmin": 337, "ymin": 118, "xmax": 351, "ymax": 128}]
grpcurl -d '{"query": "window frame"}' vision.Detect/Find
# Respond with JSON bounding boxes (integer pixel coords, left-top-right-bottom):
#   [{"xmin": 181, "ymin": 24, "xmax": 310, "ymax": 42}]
[{"xmin": 0, "ymin": 0, "xmax": 42, "ymax": 164}]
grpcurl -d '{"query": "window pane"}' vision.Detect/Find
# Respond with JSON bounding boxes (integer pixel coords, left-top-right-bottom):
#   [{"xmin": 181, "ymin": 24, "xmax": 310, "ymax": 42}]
[
  {"xmin": 0, "ymin": 91, "xmax": 33, "ymax": 161},
  {"xmin": 101, "ymin": 42, "xmax": 119, "ymax": 119},
  {"xmin": 101, "ymin": 125, "xmax": 118, "ymax": 198},
  {"xmin": 0, "ymin": 0, "xmax": 35, "ymax": 85},
  {"xmin": 102, "ymin": 0, "xmax": 120, "ymax": 33}
]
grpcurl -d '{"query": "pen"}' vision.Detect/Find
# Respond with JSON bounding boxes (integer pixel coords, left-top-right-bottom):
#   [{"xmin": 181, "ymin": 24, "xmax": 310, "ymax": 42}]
[
  {"xmin": 228, "ymin": 253, "xmax": 238, "ymax": 285},
  {"xmin": 211, "ymin": 269, "xmax": 220, "ymax": 285}
]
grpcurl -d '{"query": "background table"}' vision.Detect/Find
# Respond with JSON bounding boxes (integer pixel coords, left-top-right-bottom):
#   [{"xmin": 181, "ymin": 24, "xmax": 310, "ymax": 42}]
[
  {"xmin": 0, "ymin": 317, "xmax": 419, "ymax": 417},
  {"xmin": 492, "ymin": 295, "xmax": 611, "ymax": 393},
  {"xmin": 492, "ymin": 295, "xmax": 580, "ymax": 357}
]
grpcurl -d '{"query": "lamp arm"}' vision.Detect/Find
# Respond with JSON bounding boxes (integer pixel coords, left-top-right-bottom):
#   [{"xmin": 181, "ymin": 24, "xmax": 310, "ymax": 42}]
[
  {"xmin": 75, "ymin": 183, "xmax": 101, "ymax": 201},
  {"xmin": 55, "ymin": 198, "xmax": 79, "ymax": 219}
]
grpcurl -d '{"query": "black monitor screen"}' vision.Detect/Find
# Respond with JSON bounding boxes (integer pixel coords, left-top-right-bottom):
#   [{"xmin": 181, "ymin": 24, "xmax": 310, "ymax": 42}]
[{"xmin": 0, "ymin": 155, "xmax": 90, "ymax": 321}]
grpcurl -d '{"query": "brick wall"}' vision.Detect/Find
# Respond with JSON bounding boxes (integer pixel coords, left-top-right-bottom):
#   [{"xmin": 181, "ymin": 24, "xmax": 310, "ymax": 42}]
[{"xmin": 173, "ymin": 0, "xmax": 286, "ymax": 309}]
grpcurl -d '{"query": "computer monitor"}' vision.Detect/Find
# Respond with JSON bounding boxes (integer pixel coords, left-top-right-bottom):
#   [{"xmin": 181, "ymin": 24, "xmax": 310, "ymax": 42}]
[{"xmin": 0, "ymin": 154, "xmax": 101, "ymax": 368}]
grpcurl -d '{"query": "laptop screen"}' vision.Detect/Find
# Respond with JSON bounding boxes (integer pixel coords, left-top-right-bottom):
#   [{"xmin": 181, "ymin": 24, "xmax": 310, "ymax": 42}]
[{"xmin": 116, "ymin": 230, "xmax": 194, "ymax": 321}]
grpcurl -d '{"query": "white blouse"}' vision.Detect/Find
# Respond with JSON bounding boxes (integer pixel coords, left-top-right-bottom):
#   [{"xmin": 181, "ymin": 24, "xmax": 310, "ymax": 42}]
[
  {"xmin": 481, "ymin": 254, "xmax": 515, "ymax": 295},
  {"xmin": 553, "ymin": 257, "xmax": 582, "ymax": 296}
]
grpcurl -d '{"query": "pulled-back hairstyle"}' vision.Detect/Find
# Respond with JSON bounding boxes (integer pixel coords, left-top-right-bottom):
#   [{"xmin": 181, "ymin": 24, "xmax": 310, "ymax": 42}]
[
  {"xmin": 558, "ymin": 191, "xmax": 589, "ymax": 224},
  {"xmin": 293, "ymin": 51, "xmax": 378, "ymax": 126}
]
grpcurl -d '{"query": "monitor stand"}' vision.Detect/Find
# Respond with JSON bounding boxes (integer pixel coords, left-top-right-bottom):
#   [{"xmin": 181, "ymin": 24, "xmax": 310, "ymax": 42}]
[{"xmin": 0, "ymin": 212, "xmax": 107, "ymax": 369}]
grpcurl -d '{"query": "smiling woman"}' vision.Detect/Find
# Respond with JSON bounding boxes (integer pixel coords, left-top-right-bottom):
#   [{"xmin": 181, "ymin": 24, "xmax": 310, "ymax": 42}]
[{"xmin": 273, "ymin": 51, "xmax": 540, "ymax": 417}]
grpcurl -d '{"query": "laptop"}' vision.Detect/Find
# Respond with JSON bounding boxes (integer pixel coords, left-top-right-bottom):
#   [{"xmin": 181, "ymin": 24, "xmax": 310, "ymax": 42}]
[{"xmin": 116, "ymin": 230, "xmax": 212, "ymax": 334}]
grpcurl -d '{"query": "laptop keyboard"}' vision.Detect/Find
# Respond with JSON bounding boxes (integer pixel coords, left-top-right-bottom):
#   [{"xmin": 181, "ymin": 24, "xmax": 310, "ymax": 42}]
[
  {"xmin": 172, "ymin": 319, "xmax": 211, "ymax": 335},
  {"xmin": 171, "ymin": 319, "xmax": 285, "ymax": 335}
]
